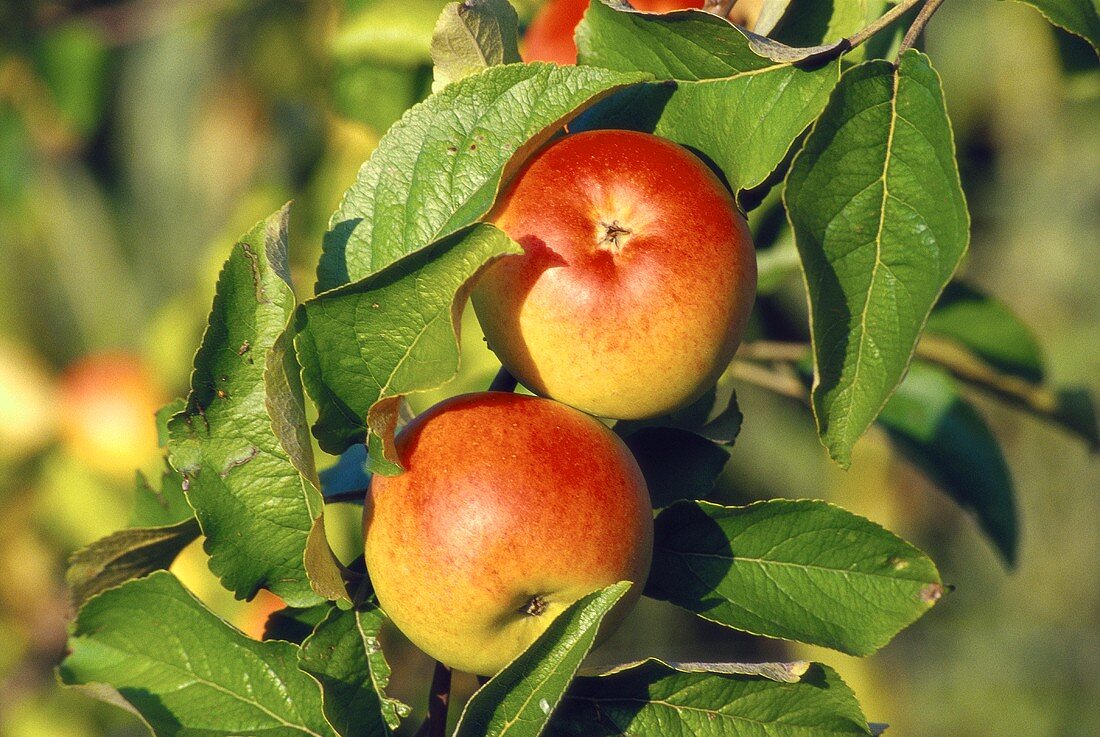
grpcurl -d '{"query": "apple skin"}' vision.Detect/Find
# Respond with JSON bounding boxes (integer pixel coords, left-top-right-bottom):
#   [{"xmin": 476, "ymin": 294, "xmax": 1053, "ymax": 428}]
[
  {"xmin": 364, "ymin": 392, "xmax": 653, "ymax": 675},
  {"xmin": 472, "ymin": 130, "xmax": 756, "ymax": 420},
  {"xmin": 522, "ymin": 0, "xmax": 705, "ymax": 65}
]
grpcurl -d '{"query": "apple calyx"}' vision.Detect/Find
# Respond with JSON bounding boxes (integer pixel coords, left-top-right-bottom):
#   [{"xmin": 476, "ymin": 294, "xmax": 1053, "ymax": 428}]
[
  {"xmin": 597, "ymin": 219, "xmax": 633, "ymax": 253},
  {"xmin": 521, "ymin": 595, "xmax": 549, "ymax": 616}
]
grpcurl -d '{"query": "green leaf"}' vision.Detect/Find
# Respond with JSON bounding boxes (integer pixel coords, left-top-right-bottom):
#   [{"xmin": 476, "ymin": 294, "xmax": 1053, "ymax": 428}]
[
  {"xmin": 298, "ymin": 223, "xmax": 521, "ymax": 467},
  {"xmin": 619, "ymin": 427, "xmax": 730, "ymax": 508},
  {"xmin": 299, "ymin": 606, "xmax": 410, "ymax": 737},
  {"xmin": 129, "ymin": 465, "xmax": 192, "ymax": 528},
  {"xmin": 785, "ymin": 50, "xmax": 969, "ymax": 467},
  {"xmin": 167, "ymin": 205, "xmax": 328, "ymax": 607},
  {"xmin": 317, "ymin": 63, "xmax": 647, "ymax": 292},
  {"xmin": 646, "ymin": 499, "xmax": 943, "ymax": 655},
  {"xmin": 65, "ymin": 519, "xmax": 200, "ymax": 610},
  {"xmin": 331, "ymin": 0, "xmax": 452, "ymax": 66},
  {"xmin": 453, "ymin": 582, "xmax": 630, "ymax": 737},
  {"xmin": 1005, "ymin": 0, "xmax": 1100, "ymax": 52},
  {"xmin": 574, "ymin": 2, "xmax": 840, "ymax": 198},
  {"xmin": 431, "ymin": 0, "xmax": 521, "ymax": 93},
  {"xmin": 549, "ymin": 659, "xmax": 872, "ymax": 737},
  {"xmin": 265, "ymin": 604, "xmax": 335, "ymax": 644},
  {"xmin": 878, "ymin": 363, "xmax": 1017, "ymax": 565},
  {"xmin": 155, "ymin": 398, "xmax": 186, "ymax": 449},
  {"xmin": 59, "ymin": 571, "xmax": 339, "ymax": 737},
  {"xmin": 926, "ymin": 281, "xmax": 1045, "ymax": 383}
]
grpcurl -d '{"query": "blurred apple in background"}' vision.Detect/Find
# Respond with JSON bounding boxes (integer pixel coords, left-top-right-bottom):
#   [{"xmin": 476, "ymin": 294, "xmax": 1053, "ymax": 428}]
[
  {"xmin": 0, "ymin": 340, "xmax": 58, "ymax": 462},
  {"xmin": 57, "ymin": 353, "xmax": 165, "ymax": 478}
]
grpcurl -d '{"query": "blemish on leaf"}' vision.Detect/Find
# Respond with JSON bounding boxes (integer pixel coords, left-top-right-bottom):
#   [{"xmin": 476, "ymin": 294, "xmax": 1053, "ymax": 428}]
[
  {"xmin": 240, "ymin": 242, "xmax": 269, "ymax": 304},
  {"xmin": 888, "ymin": 555, "xmax": 910, "ymax": 571},
  {"xmin": 920, "ymin": 583, "xmax": 944, "ymax": 605},
  {"xmin": 220, "ymin": 446, "xmax": 260, "ymax": 478},
  {"xmin": 539, "ymin": 698, "xmax": 551, "ymax": 714}
]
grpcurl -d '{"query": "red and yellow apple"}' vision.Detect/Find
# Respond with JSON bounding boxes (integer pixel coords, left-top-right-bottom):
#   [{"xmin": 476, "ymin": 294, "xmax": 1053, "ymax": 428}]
[
  {"xmin": 364, "ymin": 392, "xmax": 653, "ymax": 675},
  {"xmin": 472, "ymin": 130, "xmax": 756, "ymax": 420},
  {"xmin": 58, "ymin": 352, "xmax": 165, "ymax": 477},
  {"xmin": 522, "ymin": 0, "xmax": 706, "ymax": 65}
]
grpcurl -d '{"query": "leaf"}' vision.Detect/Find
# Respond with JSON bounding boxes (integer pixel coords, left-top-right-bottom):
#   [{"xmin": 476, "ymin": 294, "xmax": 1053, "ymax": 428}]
[
  {"xmin": 167, "ymin": 205, "xmax": 328, "ymax": 607},
  {"xmin": 317, "ymin": 63, "xmax": 647, "ymax": 292},
  {"xmin": 549, "ymin": 659, "xmax": 872, "ymax": 737},
  {"xmin": 926, "ymin": 281, "xmax": 1045, "ymax": 383},
  {"xmin": 785, "ymin": 50, "xmax": 969, "ymax": 467},
  {"xmin": 1006, "ymin": 0, "xmax": 1100, "ymax": 53},
  {"xmin": 578, "ymin": 658, "xmax": 812, "ymax": 683},
  {"xmin": 452, "ymin": 582, "xmax": 630, "ymax": 737},
  {"xmin": 299, "ymin": 606, "xmax": 410, "ymax": 737},
  {"xmin": 769, "ymin": 0, "xmax": 895, "ymax": 62},
  {"xmin": 619, "ymin": 427, "xmax": 730, "ymax": 508},
  {"xmin": 298, "ymin": 224, "xmax": 521, "ymax": 468},
  {"xmin": 129, "ymin": 465, "xmax": 192, "ymax": 528},
  {"xmin": 614, "ymin": 389, "xmax": 741, "ymax": 507},
  {"xmin": 59, "ymin": 571, "xmax": 339, "ymax": 737},
  {"xmin": 574, "ymin": 2, "xmax": 841, "ymax": 198},
  {"xmin": 431, "ymin": 0, "xmax": 521, "ymax": 93},
  {"xmin": 265, "ymin": 604, "xmax": 334, "ymax": 644},
  {"xmin": 878, "ymin": 363, "xmax": 1017, "ymax": 565},
  {"xmin": 66, "ymin": 519, "xmax": 200, "ymax": 609},
  {"xmin": 646, "ymin": 499, "xmax": 943, "ymax": 656}
]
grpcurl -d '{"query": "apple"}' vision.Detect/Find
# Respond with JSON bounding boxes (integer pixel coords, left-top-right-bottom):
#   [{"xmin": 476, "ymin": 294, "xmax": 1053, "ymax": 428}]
[
  {"xmin": 472, "ymin": 130, "xmax": 756, "ymax": 420},
  {"xmin": 58, "ymin": 352, "xmax": 165, "ymax": 477},
  {"xmin": 364, "ymin": 392, "xmax": 653, "ymax": 675},
  {"xmin": 522, "ymin": 0, "xmax": 705, "ymax": 65}
]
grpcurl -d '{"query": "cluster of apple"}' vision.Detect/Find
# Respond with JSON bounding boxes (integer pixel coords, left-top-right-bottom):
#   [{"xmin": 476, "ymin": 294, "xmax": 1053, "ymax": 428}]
[{"xmin": 364, "ymin": 130, "xmax": 757, "ymax": 675}]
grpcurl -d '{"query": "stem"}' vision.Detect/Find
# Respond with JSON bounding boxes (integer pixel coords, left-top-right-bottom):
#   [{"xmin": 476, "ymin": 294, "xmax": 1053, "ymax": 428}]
[
  {"xmin": 897, "ymin": 0, "xmax": 945, "ymax": 58},
  {"xmin": 488, "ymin": 366, "xmax": 518, "ymax": 393},
  {"xmin": 845, "ymin": 0, "xmax": 924, "ymax": 51}
]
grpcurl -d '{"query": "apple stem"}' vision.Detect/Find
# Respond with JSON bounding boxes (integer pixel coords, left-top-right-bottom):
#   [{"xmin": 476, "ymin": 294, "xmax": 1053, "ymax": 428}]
[{"xmin": 488, "ymin": 367, "xmax": 518, "ymax": 393}]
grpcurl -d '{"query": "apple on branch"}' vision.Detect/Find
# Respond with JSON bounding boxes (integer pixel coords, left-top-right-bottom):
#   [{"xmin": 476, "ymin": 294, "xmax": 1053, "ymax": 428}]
[
  {"xmin": 364, "ymin": 392, "xmax": 653, "ymax": 676},
  {"xmin": 472, "ymin": 130, "xmax": 757, "ymax": 420}
]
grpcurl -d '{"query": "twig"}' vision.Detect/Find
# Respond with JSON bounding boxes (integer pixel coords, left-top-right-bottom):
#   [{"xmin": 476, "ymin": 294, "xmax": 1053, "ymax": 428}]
[
  {"xmin": 488, "ymin": 367, "xmax": 518, "ymax": 393},
  {"xmin": 735, "ymin": 336, "xmax": 1087, "ymax": 435},
  {"xmin": 727, "ymin": 360, "xmax": 810, "ymax": 405},
  {"xmin": 846, "ymin": 0, "xmax": 925, "ymax": 51},
  {"xmin": 736, "ymin": 341, "xmax": 811, "ymax": 363},
  {"xmin": 897, "ymin": 0, "xmax": 946, "ymax": 58}
]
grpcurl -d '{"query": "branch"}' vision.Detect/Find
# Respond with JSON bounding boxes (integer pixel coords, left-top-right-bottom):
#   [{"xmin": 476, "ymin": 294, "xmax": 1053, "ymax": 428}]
[
  {"xmin": 845, "ymin": 0, "xmax": 925, "ymax": 50},
  {"xmin": 736, "ymin": 337, "xmax": 1088, "ymax": 435},
  {"xmin": 897, "ymin": 0, "xmax": 946, "ymax": 58},
  {"xmin": 726, "ymin": 360, "xmax": 810, "ymax": 405}
]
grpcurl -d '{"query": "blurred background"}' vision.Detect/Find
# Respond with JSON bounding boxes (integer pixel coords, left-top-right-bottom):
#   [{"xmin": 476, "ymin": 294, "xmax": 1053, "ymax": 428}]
[{"xmin": 0, "ymin": 1, "xmax": 1097, "ymax": 736}]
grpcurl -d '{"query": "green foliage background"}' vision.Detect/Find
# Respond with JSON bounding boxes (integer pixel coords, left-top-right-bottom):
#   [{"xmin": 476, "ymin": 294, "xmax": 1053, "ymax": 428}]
[{"xmin": 0, "ymin": 1, "xmax": 1097, "ymax": 736}]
